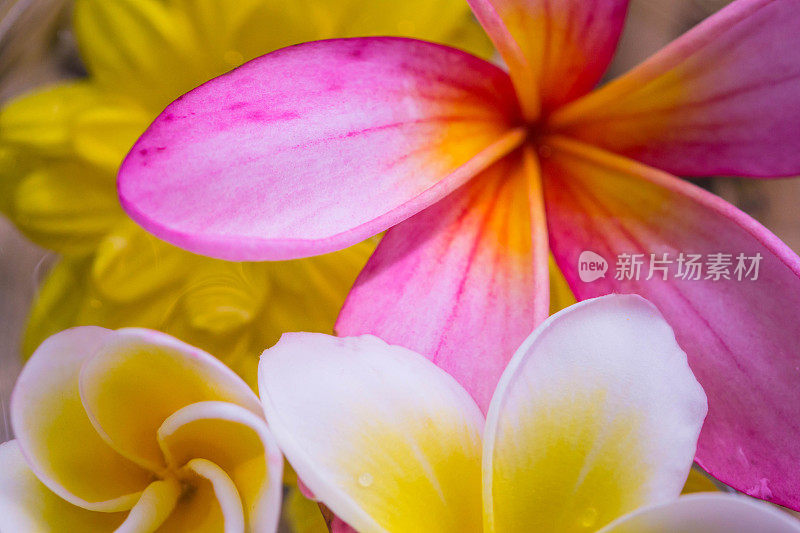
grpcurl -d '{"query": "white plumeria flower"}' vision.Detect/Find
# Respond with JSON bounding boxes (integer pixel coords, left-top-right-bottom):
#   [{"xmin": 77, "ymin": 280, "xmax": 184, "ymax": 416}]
[
  {"xmin": 259, "ymin": 295, "xmax": 800, "ymax": 533},
  {"xmin": 0, "ymin": 327, "xmax": 283, "ymax": 532}
]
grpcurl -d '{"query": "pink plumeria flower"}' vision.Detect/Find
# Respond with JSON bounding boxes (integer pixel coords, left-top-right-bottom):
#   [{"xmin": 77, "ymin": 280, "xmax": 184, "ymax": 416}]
[
  {"xmin": 0, "ymin": 327, "xmax": 283, "ymax": 532},
  {"xmin": 118, "ymin": 0, "xmax": 800, "ymax": 508},
  {"xmin": 259, "ymin": 295, "xmax": 798, "ymax": 532}
]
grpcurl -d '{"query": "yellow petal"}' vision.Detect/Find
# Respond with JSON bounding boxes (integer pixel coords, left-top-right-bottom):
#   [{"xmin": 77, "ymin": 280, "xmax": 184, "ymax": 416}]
[
  {"xmin": 0, "ymin": 144, "xmax": 30, "ymax": 216},
  {"xmin": 11, "ymin": 328, "xmax": 151, "ymax": 511},
  {"xmin": 169, "ymin": 0, "xmax": 313, "ymax": 71},
  {"xmin": 264, "ymin": 241, "xmax": 372, "ymax": 340},
  {"xmin": 91, "ymin": 219, "xmax": 195, "ymax": 303},
  {"xmin": 184, "ymin": 458, "xmax": 245, "ymax": 533},
  {"xmin": 260, "ymin": 333, "xmax": 485, "ymax": 533},
  {"xmin": 157, "ymin": 401, "xmax": 282, "ymax": 531},
  {"xmin": 155, "ymin": 459, "xmax": 240, "ymax": 533},
  {"xmin": 682, "ymin": 467, "xmax": 720, "ymax": 494},
  {"xmin": 158, "ymin": 310, "xmax": 254, "ymax": 376},
  {"xmin": 177, "ymin": 0, "xmax": 492, "ymax": 69},
  {"xmin": 294, "ymin": 0, "xmax": 491, "ymax": 56},
  {"xmin": 548, "ymin": 254, "xmax": 576, "ymax": 315},
  {"xmin": 22, "ymin": 258, "xmax": 91, "ymax": 359},
  {"xmin": 0, "ymin": 440, "xmax": 127, "ymax": 532},
  {"xmin": 115, "ymin": 479, "xmax": 181, "ymax": 533},
  {"xmin": 181, "ymin": 260, "xmax": 270, "ymax": 336},
  {"xmin": 0, "ymin": 83, "xmax": 101, "ymax": 154},
  {"xmin": 483, "ymin": 295, "xmax": 707, "ymax": 533},
  {"xmin": 73, "ymin": 0, "xmax": 200, "ymax": 110},
  {"xmin": 72, "ymin": 102, "xmax": 151, "ymax": 171},
  {"xmin": 13, "ymin": 161, "xmax": 121, "ymax": 255},
  {"xmin": 77, "ymin": 285, "xmax": 182, "ymax": 332},
  {"xmin": 77, "ymin": 328, "xmax": 261, "ymax": 471},
  {"xmin": 284, "ymin": 487, "xmax": 329, "ymax": 533}
]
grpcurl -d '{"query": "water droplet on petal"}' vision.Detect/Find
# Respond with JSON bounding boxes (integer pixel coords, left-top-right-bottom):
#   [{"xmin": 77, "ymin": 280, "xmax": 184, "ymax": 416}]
[
  {"xmin": 578, "ymin": 507, "xmax": 598, "ymax": 528},
  {"xmin": 358, "ymin": 473, "xmax": 373, "ymax": 487}
]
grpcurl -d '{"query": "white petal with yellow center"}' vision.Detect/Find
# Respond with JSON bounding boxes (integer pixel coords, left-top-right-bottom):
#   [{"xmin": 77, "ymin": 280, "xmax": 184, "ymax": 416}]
[
  {"xmin": 483, "ymin": 295, "xmax": 708, "ymax": 533},
  {"xmin": 0, "ymin": 440, "xmax": 127, "ymax": 532},
  {"xmin": 259, "ymin": 333, "xmax": 485, "ymax": 533}
]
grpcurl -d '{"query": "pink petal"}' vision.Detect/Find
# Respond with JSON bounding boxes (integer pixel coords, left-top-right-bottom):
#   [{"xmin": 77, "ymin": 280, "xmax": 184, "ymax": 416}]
[
  {"xmin": 467, "ymin": 0, "xmax": 629, "ymax": 119},
  {"xmin": 118, "ymin": 37, "xmax": 524, "ymax": 261},
  {"xmin": 541, "ymin": 136, "xmax": 800, "ymax": 510},
  {"xmin": 337, "ymin": 149, "xmax": 549, "ymax": 412},
  {"xmin": 550, "ymin": 0, "xmax": 800, "ymax": 177}
]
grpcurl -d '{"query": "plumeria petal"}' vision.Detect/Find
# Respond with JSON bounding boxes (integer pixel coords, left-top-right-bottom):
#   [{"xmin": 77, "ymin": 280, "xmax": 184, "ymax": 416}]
[
  {"xmin": 550, "ymin": 0, "xmax": 800, "ymax": 177},
  {"xmin": 183, "ymin": 458, "xmax": 246, "ymax": 533},
  {"xmin": 157, "ymin": 401, "xmax": 283, "ymax": 531},
  {"xmin": 467, "ymin": 0, "xmax": 629, "ymax": 119},
  {"xmin": 541, "ymin": 136, "xmax": 800, "ymax": 509},
  {"xmin": 337, "ymin": 149, "xmax": 548, "ymax": 412},
  {"xmin": 115, "ymin": 479, "xmax": 182, "ymax": 533},
  {"xmin": 10, "ymin": 327, "xmax": 151, "ymax": 511},
  {"xmin": 77, "ymin": 328, "xmax": 261, "ymax": 471},
  {"xmin": 483, "ymin": 295, "xmax": 707, "ymax": 533},
  {"xmin": 153, "ymin": 460, "xmax": 241, "ymax": 532},
  {"xmin": 600, "ymin": 493, "xmax": 800, "ymax": 533},
  {"xmin": 118, "ymin": 37, "xmax": 524, "ymax": 261},
  {"xmin": 0, "ymin": 440, "xmax": 127, "ymax": 532},
  {"xmin": 259, "ymin": 333, "xmax": 485, "ymax": 533}
]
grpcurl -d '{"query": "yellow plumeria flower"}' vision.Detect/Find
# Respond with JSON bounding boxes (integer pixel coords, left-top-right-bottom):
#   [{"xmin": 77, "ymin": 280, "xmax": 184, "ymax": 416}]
[
  {"xmin": 0, "ymin": 326, "xmax": 283, "ymax": 532},
  {"xmin": 0, "ymin": 0, "xmax": 491, "ymax": 382},
  {"xmin": 259, "ymin": 295, "xmax": 800, "ymax": 533}
]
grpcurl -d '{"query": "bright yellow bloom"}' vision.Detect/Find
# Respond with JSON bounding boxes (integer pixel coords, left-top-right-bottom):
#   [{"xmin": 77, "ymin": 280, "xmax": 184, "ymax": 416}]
[
  {"xmin": 0, "ymin": 0, "xmax": 492, "ymax": 384},
  {"xmin": 0, "ymin": 327, "xmax": 283, "ymax": 531}
]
